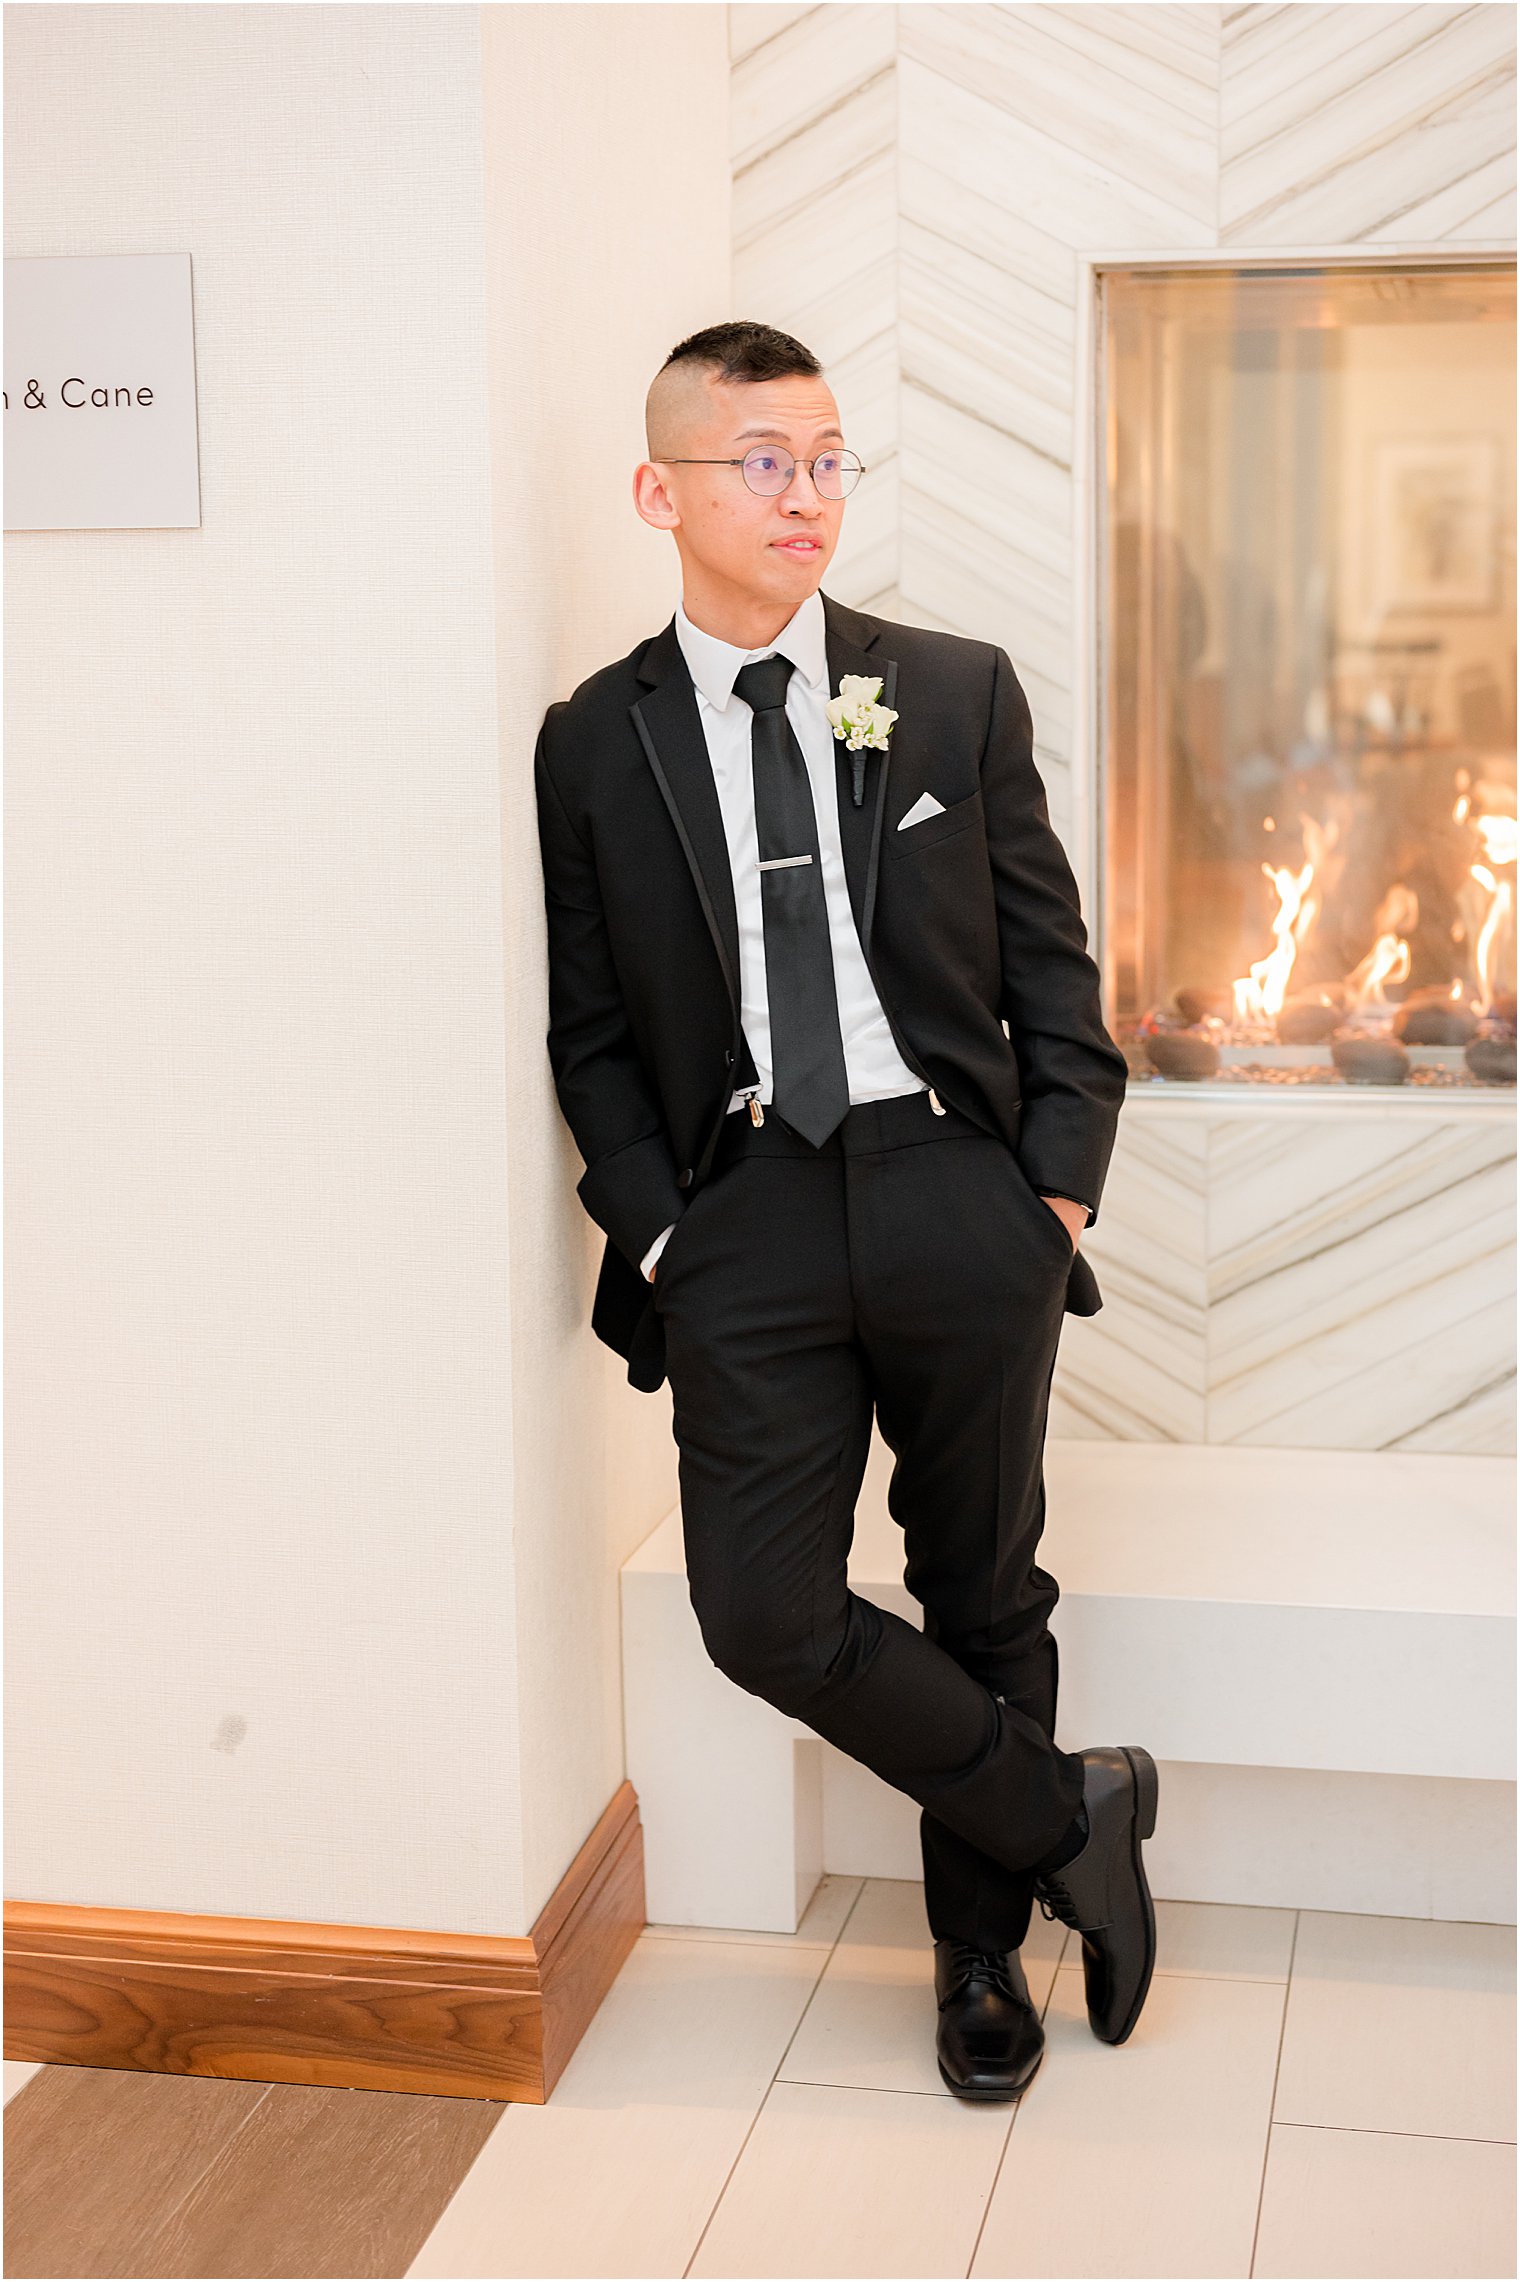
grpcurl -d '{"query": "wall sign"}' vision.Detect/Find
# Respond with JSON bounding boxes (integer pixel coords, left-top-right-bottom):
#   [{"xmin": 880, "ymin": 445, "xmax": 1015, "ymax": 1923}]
[{"xmin": 4, "ymin": 252, "xmax": 200, "ymax": 530}]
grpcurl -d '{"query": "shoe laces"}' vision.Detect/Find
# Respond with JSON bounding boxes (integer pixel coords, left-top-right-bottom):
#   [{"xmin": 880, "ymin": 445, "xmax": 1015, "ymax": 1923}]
[
  {"xmin": 941, "ymin": 1940, "xmax": 1019, "ymax": 2003},
  {"xmin": 1035, "ymin": 1873, "xmax": 1078, "ymax": 1927}
]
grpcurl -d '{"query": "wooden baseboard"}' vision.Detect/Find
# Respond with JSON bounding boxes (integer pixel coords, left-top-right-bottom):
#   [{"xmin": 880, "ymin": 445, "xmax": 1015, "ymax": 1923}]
[{"xmin": 3, "ymin": 1780, "xmax": 644, "ymax": 2104}]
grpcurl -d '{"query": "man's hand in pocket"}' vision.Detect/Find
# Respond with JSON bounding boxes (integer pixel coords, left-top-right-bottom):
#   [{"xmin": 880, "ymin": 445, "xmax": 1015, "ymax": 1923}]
[{"xmin": 1037, "ymin": 1194, "xmax": 1086, "ymax": 1253}]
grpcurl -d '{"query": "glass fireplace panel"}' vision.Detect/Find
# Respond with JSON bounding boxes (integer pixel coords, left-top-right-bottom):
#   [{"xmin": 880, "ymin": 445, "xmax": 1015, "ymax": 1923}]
[{"xmin": 1099, "ymin": 261, "xmax": 1516, "ymax": 1088}]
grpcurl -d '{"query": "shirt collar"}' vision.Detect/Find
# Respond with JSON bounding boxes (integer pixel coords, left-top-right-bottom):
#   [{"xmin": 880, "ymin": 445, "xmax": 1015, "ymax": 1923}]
[{"xmin": 674, "ymin": 586, "xmax": 827, "ymax": 711}]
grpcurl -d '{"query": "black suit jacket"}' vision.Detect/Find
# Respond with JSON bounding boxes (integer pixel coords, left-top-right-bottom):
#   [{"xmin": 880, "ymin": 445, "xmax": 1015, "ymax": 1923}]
[{"xmin": 534, "ymin": 590, "xmax": 1130, "ymax": 1392}]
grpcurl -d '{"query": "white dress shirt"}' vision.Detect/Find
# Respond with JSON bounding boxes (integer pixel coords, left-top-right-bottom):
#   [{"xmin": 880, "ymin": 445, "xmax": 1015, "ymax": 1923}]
[{"xmin": 640, "ymin": 588, "xmax": 924, "ymax": 1280}]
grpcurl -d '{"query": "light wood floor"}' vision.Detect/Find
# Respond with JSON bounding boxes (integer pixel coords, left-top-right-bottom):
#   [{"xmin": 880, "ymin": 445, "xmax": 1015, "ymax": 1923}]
[{"xmin": 6, "ymin": 1880, "xmax": 1515, "ymax": 2279}]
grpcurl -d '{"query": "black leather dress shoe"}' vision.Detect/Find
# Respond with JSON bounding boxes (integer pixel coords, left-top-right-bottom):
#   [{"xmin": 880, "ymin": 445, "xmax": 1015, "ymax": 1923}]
[
  {"xmin": 933, "ymin": 1940, "xmax": 1045, "ymax": 2100},
  {"xmin": 1034, "ymin": 1745, "xmax": 1159, "ymax": 2045}
]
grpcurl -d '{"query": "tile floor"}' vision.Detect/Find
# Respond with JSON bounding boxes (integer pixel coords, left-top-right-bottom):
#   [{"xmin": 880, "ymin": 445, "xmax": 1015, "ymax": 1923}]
[
  {"xmin": 5, "ymin": 1878, "xmax": 1514, "ymax": 2279},
  {"xmin": 405, "ymin": 1877, "xmax": 1516, "ymax": 2280}
]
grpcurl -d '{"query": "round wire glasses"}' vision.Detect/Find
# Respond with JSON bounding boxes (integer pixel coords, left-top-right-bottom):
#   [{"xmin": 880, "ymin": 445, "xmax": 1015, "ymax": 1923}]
[{"xmin": 654, "ymin": 445, "xmax": 865, "ymax": 499}]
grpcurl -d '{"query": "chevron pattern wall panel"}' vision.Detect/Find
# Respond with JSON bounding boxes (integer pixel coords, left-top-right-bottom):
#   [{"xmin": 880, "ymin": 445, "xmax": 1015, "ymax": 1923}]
[
  {"xmin": 729, "ymin": 2, "xmax": 1516, "ymax": 1447},
  {"xmin": 1220, "ymin": 4, "xmax": 1518, "ymax": 245},
  {"xmin": 1051, "ymin": 1098, "xmax": 1516, "ymax": 1449},
  {"xmin": 898, "ymin": 3, "xmax": 1221, "ymax": 840},
  {"xmin": 732, "ymin": 4, "xmax": 900, "ymax": 610}
]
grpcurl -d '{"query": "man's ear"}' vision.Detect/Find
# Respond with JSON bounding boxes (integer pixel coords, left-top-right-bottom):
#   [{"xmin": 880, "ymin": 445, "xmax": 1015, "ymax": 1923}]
[{"xmin": 633, "ymin": 460, "xmax": 680, "ymax": 532}]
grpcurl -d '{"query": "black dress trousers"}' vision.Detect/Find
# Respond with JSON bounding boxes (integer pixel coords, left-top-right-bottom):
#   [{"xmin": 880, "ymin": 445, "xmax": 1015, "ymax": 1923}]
[{"xmin": 650, "ymin": 1086, "xmax": 1090, "ymax": 1952}]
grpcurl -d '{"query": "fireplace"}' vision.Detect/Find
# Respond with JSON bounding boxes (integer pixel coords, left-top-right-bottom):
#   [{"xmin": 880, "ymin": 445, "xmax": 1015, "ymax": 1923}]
[{"xmin": 1098, "ymin": 259, "xmax": 1516, "ymax": 1092}]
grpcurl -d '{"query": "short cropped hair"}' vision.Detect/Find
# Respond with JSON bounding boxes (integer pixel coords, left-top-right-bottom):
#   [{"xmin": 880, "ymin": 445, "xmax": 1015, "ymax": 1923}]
[{"xmin": 646, "ymin": 321, "xmax": 824, "ymax": 453}]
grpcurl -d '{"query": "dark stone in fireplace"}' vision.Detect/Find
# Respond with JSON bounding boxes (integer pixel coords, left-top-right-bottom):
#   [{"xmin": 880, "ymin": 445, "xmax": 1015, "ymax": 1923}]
[
  {"xmin": 1276, "ymin": 998, "xmax": 1340, "ymax": 1044},
  {"xmin": 1394, "ymin": 993, "xmax": 1480, "ymax": 1046},
  {"xmin": 1331, "ymin": 1033, "xmax": 1411, "ymax": 1084},
  {"xmin": 1466, "ymin": 1030, "xmax": 1518, "ymax": 1085},
  {"xmin": 1173, "ymin": 985, "xmax": 1234, "ymax": 1025},
  {"xmin": 1143, "ymin": 1031, "xmax": 1221, "ymax": 1079}
]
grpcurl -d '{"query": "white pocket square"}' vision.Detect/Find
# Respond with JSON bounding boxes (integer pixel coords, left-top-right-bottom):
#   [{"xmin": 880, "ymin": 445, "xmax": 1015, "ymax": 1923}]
[{"xmin": 897, "ymin": 791, "xmax": 946, "ymax": 831}]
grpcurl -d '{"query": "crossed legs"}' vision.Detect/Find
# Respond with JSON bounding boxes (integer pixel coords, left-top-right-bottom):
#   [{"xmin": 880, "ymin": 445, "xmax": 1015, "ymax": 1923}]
[{"xmin": 652, "ymin": 1106, "xmax": 1088, "ymax": 1919}]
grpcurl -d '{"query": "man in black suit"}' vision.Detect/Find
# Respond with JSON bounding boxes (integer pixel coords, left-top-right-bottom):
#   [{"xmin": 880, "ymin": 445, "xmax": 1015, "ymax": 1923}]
[{"xmin": 535, "ymin": 321, "xmax": 1158, "ymax": 2100}]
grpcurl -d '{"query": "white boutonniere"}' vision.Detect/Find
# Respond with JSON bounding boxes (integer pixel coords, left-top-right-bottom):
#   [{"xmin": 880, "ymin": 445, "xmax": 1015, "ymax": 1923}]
[{"xmin": 825, "ymin": 673, "xmax": 898, "ymax": 805}]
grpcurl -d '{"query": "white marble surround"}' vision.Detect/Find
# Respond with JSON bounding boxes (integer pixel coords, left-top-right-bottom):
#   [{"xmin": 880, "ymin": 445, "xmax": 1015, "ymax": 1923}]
[
  {"xmin": 1052, "ymin": 1089, "xmax": 1516, "ymax": 1450},
  {"xmin": 731, "ymin": 2, "xmax": 1517, "ymax": 1451}
]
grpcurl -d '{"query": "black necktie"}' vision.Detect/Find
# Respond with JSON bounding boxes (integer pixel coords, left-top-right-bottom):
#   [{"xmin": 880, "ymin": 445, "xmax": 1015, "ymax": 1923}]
[{"xmin": 732, "ymin": 653, "xmax": 851, "ymax": 1148}]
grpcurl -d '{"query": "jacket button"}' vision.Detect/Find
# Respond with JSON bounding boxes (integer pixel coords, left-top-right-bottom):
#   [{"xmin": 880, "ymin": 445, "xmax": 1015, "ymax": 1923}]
[
  {"xmin": 677, "ymin": 1167, "xmax": 693, "ymax": 1189},
  {"xmin": 723, "ymin": 1049, "xmax": 735, "ymax": 1067}
]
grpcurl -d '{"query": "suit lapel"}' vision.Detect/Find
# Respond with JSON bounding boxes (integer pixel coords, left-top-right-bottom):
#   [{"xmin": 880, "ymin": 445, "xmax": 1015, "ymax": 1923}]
[
  {"xmin": 627, "ymin": 591, "xmax": 899, "ymax": 1023},
  {"xmin": 822, "ymin": 592, "xmax": 895, "ymax": 951},
  {"xmin": 630, "ymin": 620, "xmax": 742, "ymax": 1019}
]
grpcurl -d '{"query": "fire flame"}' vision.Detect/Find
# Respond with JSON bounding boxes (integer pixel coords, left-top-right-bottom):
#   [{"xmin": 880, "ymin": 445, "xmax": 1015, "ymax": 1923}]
[
  {"xmin": 1229, "ymin": 813, "xmax": 1341, "ymax": 1022},
  {"xmin": 1474, "ymin": 813, "xmax": 1517, "ymax": 867},
  {"xmin": 1452, "ymin": 794, "xmax": 1516, "ymax": 1018},
  {"xmin": 1468, "ymin": 863, "xmax": 1513, "ymax": 1016},
  {"xmin": 1231, "ymin": 862, "xmax": 1318, "ymax": 1022},
  {"xmin": 1356, "ymin": 938, "xmax": 1413, "ymax": 1005},
  {"xmin": 1230, "ymin": 794, "xmax": 1515, "ymax": 1033}
]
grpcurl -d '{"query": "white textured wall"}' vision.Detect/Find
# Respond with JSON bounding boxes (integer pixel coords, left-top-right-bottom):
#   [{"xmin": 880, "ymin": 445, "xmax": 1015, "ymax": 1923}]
[
  {"xmin": 4, "ymin": 1, "xmax": 518, "ymax": 1933},
  {"xmin": 5, "ymin": 1, "xmax": 729, "ymax": 1936},
  {"xmin": 481, "ymin": 1, "xmax": 730, "ymax": 1921}
]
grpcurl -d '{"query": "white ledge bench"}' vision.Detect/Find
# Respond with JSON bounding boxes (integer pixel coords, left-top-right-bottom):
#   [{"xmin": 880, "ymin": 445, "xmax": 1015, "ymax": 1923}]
[{"xmin": 621, "ymin": 1440, "xmax": 1514, "ymax": 1930}]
